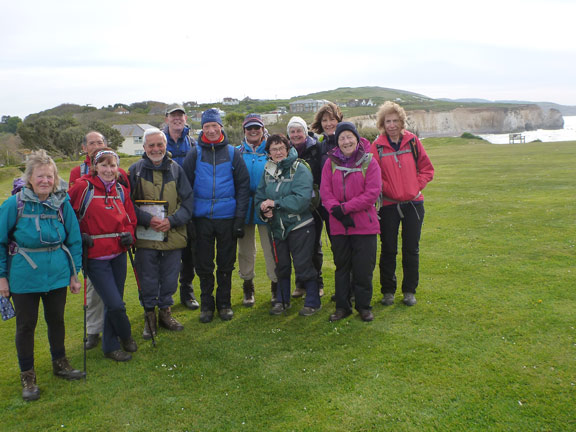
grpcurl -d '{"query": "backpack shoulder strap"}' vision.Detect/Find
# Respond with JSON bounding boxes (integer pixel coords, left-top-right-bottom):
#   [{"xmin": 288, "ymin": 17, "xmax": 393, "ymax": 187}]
[{"xmin": 78, "ymin": 180, "xmax": 95, "ymax": 221}]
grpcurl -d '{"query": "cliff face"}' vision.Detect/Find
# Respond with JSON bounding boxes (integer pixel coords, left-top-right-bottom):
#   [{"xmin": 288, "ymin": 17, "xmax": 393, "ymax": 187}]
[{"xmin": 352, "ymin": 106, "xmax": 564, "ymax": 137}]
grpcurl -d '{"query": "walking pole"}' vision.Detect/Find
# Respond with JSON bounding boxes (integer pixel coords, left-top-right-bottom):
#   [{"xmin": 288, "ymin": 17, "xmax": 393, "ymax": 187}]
[
  {"xmin": 81, "ymin": 244, "xmax": 88, "ymax": 380},
  {"xmin": 128, "ymin": 248, "xmax": 156, "ymax": 347}
]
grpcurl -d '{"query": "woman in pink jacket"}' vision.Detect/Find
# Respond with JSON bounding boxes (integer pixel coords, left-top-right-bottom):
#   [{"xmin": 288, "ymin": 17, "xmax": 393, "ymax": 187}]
[
  {"xmin": 320, "ymin": 122, "xmax": 381, "ymax": 322},
  {"xmin": 370, "ymin": 102, "xmax": 434, "ymax": 307}
]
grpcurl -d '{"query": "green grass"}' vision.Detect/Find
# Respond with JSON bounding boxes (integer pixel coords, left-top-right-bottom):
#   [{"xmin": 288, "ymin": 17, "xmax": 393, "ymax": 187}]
[{"xmin": 1, "ymin": 139, "xmax": 575, "ymax": 431}]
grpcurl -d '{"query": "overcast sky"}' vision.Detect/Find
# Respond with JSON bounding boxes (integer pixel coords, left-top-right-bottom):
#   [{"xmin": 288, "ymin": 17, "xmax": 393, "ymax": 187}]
[{"xmin": 1, "ymin": 0, "xmax": 575, "ymax": 119}]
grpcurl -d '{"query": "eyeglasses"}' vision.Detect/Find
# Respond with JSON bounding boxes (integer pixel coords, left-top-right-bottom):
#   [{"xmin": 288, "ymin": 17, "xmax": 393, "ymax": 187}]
[
  {"xmin": 246, "ymin": 125, "xmax": 262, "ymax": 131},
  {"xmin": 269, "ymin": 147, "xmax": 287, "ymax": 154}
]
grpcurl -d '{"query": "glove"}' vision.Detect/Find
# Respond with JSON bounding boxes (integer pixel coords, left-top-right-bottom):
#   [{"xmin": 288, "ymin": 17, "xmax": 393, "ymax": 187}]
[
  {"xmin": 233, "ymin": 217, "xmax": 245, "ymax": 239},
  {"xmin": 341, "ymin": 214, "xmax": 356, "ymax": 228},
  {"xmin": 81, "ymin": 233, "xmax": 94, "ymax": 248},
  {"xmin": 331, "ymin": 205, "xmax": 345, "ymax": 222},
  {"xmin": 120, "ymin": 232, "xmax": 134, "ymax": 247}
]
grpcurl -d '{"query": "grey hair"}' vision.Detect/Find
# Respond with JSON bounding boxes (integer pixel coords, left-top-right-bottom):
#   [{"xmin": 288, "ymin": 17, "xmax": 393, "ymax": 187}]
[
  {"xmin": 143, "ymin": 128, "xmax": 167, "ymax": 146},
  {"xmin": 23, "ymin": 149, "xmax": 60, "ymax": 193}
]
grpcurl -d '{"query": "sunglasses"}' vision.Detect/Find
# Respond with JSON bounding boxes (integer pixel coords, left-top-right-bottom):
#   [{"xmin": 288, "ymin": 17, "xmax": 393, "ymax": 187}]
[{"xmin": 246, "ymin": 125, "xmax": 262, "ymax": 131}]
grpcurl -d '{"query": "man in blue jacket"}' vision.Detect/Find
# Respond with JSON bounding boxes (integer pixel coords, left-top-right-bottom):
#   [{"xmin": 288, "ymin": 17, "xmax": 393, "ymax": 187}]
[
  {"xmin": 182, "ymin": 109, "xmax": 250, "ymax": 323},
  {"xmin": 163, "ymin": 104, "xmax": 199, "ymax": 310}
]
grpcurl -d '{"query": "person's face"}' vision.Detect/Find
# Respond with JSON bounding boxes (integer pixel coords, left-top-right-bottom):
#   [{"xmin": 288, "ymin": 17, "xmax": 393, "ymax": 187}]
[
  {"xmin": 30, "ymin": 164, "xmax": 55, "ymax": 200},
  {"xmin": 144, "ymin": 133, "xmax": 167, "ymax": 164},
  {"xmin": 269, "ymin": 142, "xmax": 288, "ymax": 163},
  {"xmin": 288, "ymin": 126, "xmax": 306, "ymax": 146},
  {"xmin": 202, "ymin": 122, "xmax": 222, "ymax": 142},
  {"xmin": 95, "ymin": 159, "xmax": 119, "ymax": 182},
  {"xmin": 166, "ymin": 111, "xmax": 187, "ymax": 133},
  {"xmin": 321, "ymin": 114, "xmax": 338, "ymax": 136},
  {"xmin": 84, "ymin": 132, "xmax": 107, "ymax": 157},
  {"xmin": 244, "ymin": 125, "xmax": 264, "ymax": 146},
  {"xmin": 338, "ymin": 131, "xmax": 358, "ymax": 157},
  {"xmin": 384, "ymin": 113, "xmax": 402, "ymax": 140}
]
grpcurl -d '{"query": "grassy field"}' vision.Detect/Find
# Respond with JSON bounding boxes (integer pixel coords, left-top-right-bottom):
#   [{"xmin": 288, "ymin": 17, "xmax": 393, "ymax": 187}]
[{"xmin": 0, "ymin": 139, "xmax": 574, "ymax": 431}]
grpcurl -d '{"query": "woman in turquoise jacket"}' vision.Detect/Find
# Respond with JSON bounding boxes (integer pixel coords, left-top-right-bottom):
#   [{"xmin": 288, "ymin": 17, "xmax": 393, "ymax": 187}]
[
  {"xmin": 254, "ymin": 134, "xmax": 321, "ymax": 317},
  {"xmin": 0, "ymin": 150, "xmax": 84, "ymax": 402}
]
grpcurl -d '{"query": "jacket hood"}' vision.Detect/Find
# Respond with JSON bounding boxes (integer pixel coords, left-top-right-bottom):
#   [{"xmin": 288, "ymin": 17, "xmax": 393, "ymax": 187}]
[
  {"xmin": 21, "ymin": 186, "xmax": 68, "ymax": 209},
  {"xmin": 141, "ymin": 153, "xmax": 172, "ymax": 170},
  {"xmin": 198, "ymin": 130, "xmax": 229, "ymax": 150}
]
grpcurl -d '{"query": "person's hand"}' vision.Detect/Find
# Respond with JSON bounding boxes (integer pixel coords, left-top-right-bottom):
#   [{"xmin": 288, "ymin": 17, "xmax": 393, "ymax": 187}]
[
  {"xmin": 341, "ymin": 214, "xmax": 356, "ymax": 228},
  {"xmin": 260, "ymin": 199, "xmax": 275, "ymax": 212},
  {"xmin": 331, "ymin": 205, "xmax": 345, "ymax": 221},
  {"xmin": 0, "ymin": 277, "xmax": 10, "ymax": 298},
  {"xmin": 233, "ymin": 217, "xmax": 245, "ymax": 239},
  {"xmin": 81, "ymin": 233, "xmax": 94, "ymax": 248},
  {"xmin": 69, "ymin": 275, "xmax": 81, "ymax": 294},
  {"xmin": 156, "ymin": 218, "xmax": 171, "ymax": 232},
  {"xmin": 120, "ymin": 232, "xmax": 134, "ymax": 246}
]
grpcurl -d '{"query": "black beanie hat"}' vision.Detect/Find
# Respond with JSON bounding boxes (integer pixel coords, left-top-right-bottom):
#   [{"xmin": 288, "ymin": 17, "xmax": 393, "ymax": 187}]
[{"xmin": 335, "ymin": 121, "xmax": 360, "ymax": 144}]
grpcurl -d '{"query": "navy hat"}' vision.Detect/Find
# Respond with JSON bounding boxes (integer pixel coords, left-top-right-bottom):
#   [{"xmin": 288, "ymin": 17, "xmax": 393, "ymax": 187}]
[
  {"xmin": 166, "ymin": 104, "xmax": 185, "ymax": 115},
  {"xmin": 201, "ymin": 108, "xmax": 223, "ymax": 127},
  {"xmin": 243, "ymin": 113, "xmax": 264, "ymax": 129},
  {"xmin": 335, "ymin": 121, "xmax": 360, "ymax": 144}
]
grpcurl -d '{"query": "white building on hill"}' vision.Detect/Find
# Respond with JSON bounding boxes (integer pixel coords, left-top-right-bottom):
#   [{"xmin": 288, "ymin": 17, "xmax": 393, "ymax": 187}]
[{"xmin": 113, "ymin": 124, "xmax": 155, "ymax": 155}]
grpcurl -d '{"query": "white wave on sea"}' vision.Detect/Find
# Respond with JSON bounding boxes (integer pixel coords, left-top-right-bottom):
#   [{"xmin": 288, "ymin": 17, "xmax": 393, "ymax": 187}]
[{"xmin": 479, "ymin": 116, "xmax": 576, "ymax": 144}]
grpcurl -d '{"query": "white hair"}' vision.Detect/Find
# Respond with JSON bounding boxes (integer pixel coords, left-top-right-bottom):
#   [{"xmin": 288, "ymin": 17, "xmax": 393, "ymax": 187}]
[{"xmin": 143, "ymin": 128, "xmax": 167, "ymax": 145}]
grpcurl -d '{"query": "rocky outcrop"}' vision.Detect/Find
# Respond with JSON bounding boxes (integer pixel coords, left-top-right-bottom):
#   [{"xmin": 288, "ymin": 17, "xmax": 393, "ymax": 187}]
[{"xmin": 351, "ymin": 105, "xmax": 564, "ymax": 138}]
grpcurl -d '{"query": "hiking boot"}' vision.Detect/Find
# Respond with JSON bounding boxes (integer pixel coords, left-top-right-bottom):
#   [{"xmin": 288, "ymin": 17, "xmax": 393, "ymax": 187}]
[
  {"xmin": 291, "ymin": 285, "xmax": 305, "ymax": 298},
  {"xmin": 85, "ymin": 333, "xmax": 100, "ymax": 350},
  {"xmin": 159, "ymin": 307, "xmax": 184, "ymax": 331},
  {"xmin": 270, "ymin": 281, "xmax": 278, "ymax": 305},
  {"xmin": 381, "ymin": 293, "xmax": 395, "ymax": 306},
  {"xmin": 180, "ymin": 284, "xmax": 199, "ymax": 310},
  {"xmin": 359, "ymin": 309, "xmax": 374, "ymax": 322},
  {"xmin": 21, "ymin": 369, "xmax": 40, "ymax": 401},
  {"xmin": 242, "ymin": 280, "xmax": 255, "ymax": 307},
  {"xmin": 199, "ymin": 310, "xmax": 214, "ymax": 324},
  {"xmin": 219, "ymin": 308, "xmax": 234, "ymax": 321},
  {"xmin": 299, "ymin": 305, "xmax": 321, "ymax": 316},
  {"xmin": 52, "ymin": 357, "xmax": 85, "ymax": 380},
  {"xmin": 142, "ymin": 310, "xmax": 157, "ymax": 340},
  {"xmin": 329, "ymin": 308, "xmax": 352, "ymax": 322},
  {"xmin": 121, "ymin": 337, "xmax": 138, "ymax": 353},
  {"xmin": 105, "ymin": 350, "xmax": 132, "ymax": 362},
  {"xmin": 270, "ymin": 302, "xmax": 291, "ymax": 315},
  {"xmin": 403, "ymin": 292, "xmax": 417, "ymax": 306}
]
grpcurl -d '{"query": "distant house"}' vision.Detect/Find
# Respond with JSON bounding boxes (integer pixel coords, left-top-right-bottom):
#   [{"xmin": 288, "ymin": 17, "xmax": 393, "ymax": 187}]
[
  {"xmin": 346, "ymin": 98, "xmax": 374, "ymax": 108},
  {"xmin": 289, "ymin": 99, "xmax": 330, "ymax": 113},
  {"xmin": 112, "ymin": 124, "xmax": 155, "ymax": 155},
  {"xmin": 184, "ymin": 101, "xmax": 198, "ymax": 108},
  {"xmin": 222, "ymin": 97, "xmax": 239, "ymax": 105},
  {"xmin": 114, "ymin": 106, "xmax": 130, "ymax": 115}
]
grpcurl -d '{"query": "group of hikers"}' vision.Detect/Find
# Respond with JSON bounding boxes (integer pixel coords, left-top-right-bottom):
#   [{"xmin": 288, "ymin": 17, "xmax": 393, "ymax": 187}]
[{"xmin": 0, "ymin": 101, "xmax": 434, "ymax": 401}]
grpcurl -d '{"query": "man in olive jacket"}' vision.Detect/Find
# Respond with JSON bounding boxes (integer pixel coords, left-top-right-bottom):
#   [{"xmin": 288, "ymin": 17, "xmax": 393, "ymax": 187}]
[{"xmin": 128, "ymin": 128, "xmax": 194, "ymax": 339}]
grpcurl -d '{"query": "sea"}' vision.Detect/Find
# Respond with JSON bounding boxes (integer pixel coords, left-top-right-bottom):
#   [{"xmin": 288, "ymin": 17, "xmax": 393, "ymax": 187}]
[{"xmin": 479, "ymin": 116, "xmax": 576, "ymax": 144}]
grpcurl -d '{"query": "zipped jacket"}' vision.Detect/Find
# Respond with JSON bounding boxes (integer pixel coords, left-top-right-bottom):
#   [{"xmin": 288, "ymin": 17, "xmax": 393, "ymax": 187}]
[
  {"xmin": 128, "ymin": 154, "xmax": 193, "ymax": 250},
  {"xmin": 320, "ymin": 145, "xmax": 381, "ymax": 236},
  {"xmin": 254, "ymin": 147, "xmax": 314, "ymax": 241},
  {"xmin": 164, "ymin": 125, "xmax": 195, "ymax": 167},
  {"xmin": 68, "ymin": 175, "xmax": 137, "ymax": 259},
  {"xmin": 0, "ymin": 187, "xmax": 82, "ymax": 294},
  {"xmin": 182, "ymin": 131, "xmax": 250, "ymax": 221},
  {"xmin": 370, "ymin": 130, "xmax": 434, "ymax": 204},
  {"xmin": 237, "ymin": 138, "xmax": 268, "ymax": 225}
]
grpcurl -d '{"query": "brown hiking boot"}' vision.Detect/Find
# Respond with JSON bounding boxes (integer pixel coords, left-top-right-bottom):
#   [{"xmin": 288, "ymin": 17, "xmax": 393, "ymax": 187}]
[
  {"xmin": 52, "ymin": 357, "xmax": 85, "ymax": 380},
  {"xmin": 143, "ymin": 310, "xmax": 157, "ymax": 340},
  {"xmin": 21, "ymin": 369, "xmax": 40, "ymax": 401},
  {"xmin": 242, "ymin": 279, "xmax": 255, "ymax": 307},
  {"xmin": 158, "ymin": 307, "xmax": 184, "ymax": 331}
]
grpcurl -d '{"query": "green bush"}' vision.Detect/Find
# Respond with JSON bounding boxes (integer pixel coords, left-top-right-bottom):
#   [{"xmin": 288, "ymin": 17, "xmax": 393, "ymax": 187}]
[{"xmin": 460, "ymin": 132, "xmax": 484, "ymax": 140}]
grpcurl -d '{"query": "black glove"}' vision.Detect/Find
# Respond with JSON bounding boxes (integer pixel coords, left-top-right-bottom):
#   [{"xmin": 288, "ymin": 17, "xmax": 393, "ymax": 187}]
[
  {"xmin": 233, "ymin": 217, "xmax": 245, "ymax": 239},
  {"xmin": 341, "ymin": 214, "xmax": 356, "ymax": 228},
  {"xmin": 331, "ymin": 205, "xmax": 345, "ymax": 222},
  {"xmin": 81, "ymin": 233, "xmax": 94, "ymax": 248},
  {"xmin": 120, "ymin": 232, "xmax": 134, "ymax": 247}
]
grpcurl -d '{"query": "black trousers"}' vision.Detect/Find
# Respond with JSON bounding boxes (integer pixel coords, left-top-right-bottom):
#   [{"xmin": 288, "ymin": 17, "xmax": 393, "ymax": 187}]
[
  {"xmin": 12, "ymin": 287, "xmax": 67, "ymax": 372},
  {"xmin": 194, "ymin": 218, "xmax": 236, "ymax": 311},
  {"xmin": 331, "ymin": 235, "xmax": 377, "ymax": 311},
  {"xmin": 378, "ymin": 202, "xmax": 425, "ymax": 294},
  {"xmin": 274, "ymin": 224, "xmax": 317, "ymax": 283},
  {"xmin": 179, "ymin": 222, "xmax": 196, "ymax": 286}
]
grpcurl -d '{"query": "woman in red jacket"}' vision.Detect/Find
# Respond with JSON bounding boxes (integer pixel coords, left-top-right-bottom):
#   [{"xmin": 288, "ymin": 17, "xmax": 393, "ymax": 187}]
[
  {"xmin": 68, "ymin": 149, "xmax": 138, "ymax": 362},
  {"xmin": 371, "ymin": 102, "xmax": 434, "ymax": 307}
]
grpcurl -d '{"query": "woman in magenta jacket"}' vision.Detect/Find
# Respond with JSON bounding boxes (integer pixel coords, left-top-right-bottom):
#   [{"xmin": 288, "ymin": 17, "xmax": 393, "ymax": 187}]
[
  {"xmin": 370, "ymin": 101, "xmax": 434, "ymax": 307},
  {"xmin": 320, "ymin": 122, "xmax": 382, "ymax": 322}
]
